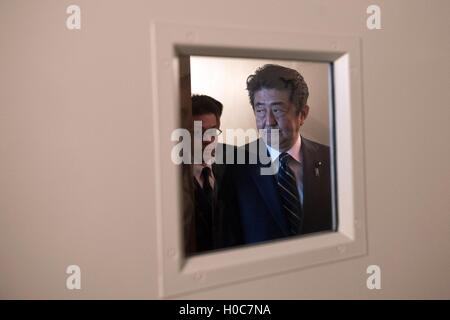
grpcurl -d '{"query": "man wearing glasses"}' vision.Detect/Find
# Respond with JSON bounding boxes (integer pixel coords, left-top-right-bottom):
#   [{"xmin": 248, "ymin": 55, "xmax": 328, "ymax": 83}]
[{"xmin": 187, "ymin": 94, "xmax": 232, "ymax": 254}]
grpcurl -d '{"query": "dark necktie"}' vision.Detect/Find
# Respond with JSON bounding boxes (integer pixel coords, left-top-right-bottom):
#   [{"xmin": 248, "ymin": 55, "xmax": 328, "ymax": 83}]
[
  {"xmin": 201, "ymin": 166, "xmax": 213, "ymax": 198},
  {"xmin": 277, "ymin": 152, "xmax": 303, "ymax": 235},
  {"xmin": 194, "ymin": 166, "xmax": 215, "ymax": 252},
  {"xmin": 200, "ymin": 166, "xmax": 214, "ymax": 222}
]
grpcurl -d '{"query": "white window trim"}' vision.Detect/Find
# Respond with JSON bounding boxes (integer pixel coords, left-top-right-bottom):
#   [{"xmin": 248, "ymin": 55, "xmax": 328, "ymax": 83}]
[{"xmin": 150, "ymin": 21, "xmax": 367, "ymax": 298}]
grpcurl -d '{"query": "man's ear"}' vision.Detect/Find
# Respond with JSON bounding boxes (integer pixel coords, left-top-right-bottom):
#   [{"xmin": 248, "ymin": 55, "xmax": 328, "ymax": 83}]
[{"xmin": 299, "ymin": 105, "xmax": 309, "ymax": 126}]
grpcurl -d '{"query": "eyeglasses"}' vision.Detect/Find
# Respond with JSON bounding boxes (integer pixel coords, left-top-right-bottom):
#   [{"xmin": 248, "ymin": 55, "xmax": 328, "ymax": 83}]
[{"xmin": 201, "ymin": 128, "xmax": 222, "ymax": 137}]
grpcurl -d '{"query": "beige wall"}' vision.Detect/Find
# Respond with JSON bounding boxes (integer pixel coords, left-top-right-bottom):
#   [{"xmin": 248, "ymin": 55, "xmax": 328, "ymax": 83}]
[
  {"xmin": 0, "ymin": 0, "xmax": 449, "ymax": 299},
  {"xmin": 191, "ymin": 57, "xmax": 331, "ymax": 145}
]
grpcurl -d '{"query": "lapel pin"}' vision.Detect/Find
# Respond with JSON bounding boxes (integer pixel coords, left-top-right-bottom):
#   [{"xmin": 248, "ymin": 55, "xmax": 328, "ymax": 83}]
[{"xmin": 315, "ymin": 161, "xmax": 322, "ymax": 177}]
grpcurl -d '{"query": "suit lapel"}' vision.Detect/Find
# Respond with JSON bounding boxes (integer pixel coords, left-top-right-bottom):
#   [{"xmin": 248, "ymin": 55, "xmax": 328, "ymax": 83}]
[
  {"xmin": 212, "ymin": 163, "xmax": 224, "ymax": 189},
  {"xmin": 301, "ymin": 136, "xmax": 321, "ymax": 226},
  {"xmin": 247, "ymin": 139, "xmax": 289, "ymax": 236}
]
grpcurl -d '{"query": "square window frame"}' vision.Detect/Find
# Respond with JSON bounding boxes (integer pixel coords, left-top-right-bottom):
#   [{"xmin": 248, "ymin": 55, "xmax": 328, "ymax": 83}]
[{"xmin": 150, "ymin": 21, "xmax": 367, "ymax": 298}]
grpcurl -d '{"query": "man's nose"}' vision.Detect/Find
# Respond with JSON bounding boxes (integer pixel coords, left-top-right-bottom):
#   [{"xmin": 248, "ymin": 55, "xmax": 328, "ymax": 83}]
[{"xmin": 265, "ymin": 110, "xmax": 277, "ymax": 127}]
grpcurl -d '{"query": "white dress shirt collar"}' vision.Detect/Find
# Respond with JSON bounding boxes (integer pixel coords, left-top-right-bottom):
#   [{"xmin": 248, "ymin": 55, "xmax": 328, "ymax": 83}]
[
  {"xmin": 266, "ymin": 134, "xmax": 302, "ymax": 163},
  {"xmin": 193, "ymin": 163, "xmax": 215, "ymax": 188}
]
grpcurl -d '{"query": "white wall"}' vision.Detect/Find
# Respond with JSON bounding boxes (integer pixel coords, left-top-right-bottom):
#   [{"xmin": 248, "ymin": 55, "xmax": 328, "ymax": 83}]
[{"xmin": 0, "ymin": 0, "xmax": 449, "ymax": 299}]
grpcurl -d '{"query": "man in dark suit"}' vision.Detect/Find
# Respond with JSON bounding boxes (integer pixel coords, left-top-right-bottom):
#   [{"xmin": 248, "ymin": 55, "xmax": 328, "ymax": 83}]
[
  {"xmin": 184, "ymin": 94, "xmax": 235, "ymax": 255},
  {"xmin": 218, "ymin": 64, "xmax": 334, "ymax": 248}
]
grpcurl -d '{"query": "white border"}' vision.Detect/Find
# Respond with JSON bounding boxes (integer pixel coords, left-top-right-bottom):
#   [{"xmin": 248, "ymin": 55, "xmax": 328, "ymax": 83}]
[{"xmin": 150, "ymin": 22, "xmax": 367, "ymax": 298}]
